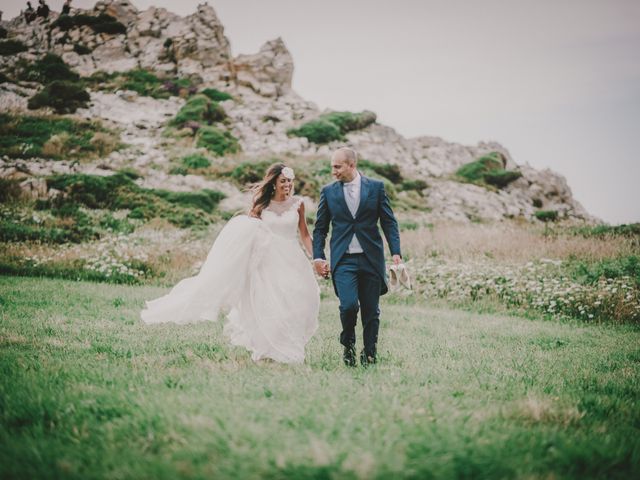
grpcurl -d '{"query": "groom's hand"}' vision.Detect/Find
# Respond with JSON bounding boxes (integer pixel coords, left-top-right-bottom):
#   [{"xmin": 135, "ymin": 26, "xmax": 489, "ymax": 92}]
[
  {"xmin": 314, "ymin": 259, "xmax": 330, "ymax": 278},
  {"xmin": 392, "ymin": 254, "xmax": 402, "ymax": 265}
]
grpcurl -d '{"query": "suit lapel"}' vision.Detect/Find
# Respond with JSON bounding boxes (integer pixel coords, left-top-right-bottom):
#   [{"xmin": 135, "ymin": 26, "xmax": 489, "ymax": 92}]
[{"xmin": 355, "ymin": 173, "xmax": 369, "ymax": 218}]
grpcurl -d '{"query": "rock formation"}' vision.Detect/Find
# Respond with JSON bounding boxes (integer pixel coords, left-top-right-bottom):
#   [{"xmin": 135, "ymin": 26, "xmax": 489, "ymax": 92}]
[{"xmin": 0, "ymin": 0, "xmax": 594, "ymax": 224}]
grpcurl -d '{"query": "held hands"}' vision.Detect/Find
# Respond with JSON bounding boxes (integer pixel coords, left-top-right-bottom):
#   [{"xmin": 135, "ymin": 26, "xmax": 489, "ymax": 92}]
[{"xmin": 314, "ymin": 259, "xmax": 330, "ymax": 279}]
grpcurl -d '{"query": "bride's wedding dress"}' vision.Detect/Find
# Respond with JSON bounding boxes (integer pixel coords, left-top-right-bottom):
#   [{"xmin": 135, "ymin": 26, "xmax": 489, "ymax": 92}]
[{"xmin": 140, "ymin": 196, "xmax": 320, "ymax": 364}]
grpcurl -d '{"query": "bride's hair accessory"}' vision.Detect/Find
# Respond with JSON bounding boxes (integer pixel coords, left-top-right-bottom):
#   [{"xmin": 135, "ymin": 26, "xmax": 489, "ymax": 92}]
[{"xmin": 282, "ymin": 166, "xmax": 295, "ymax": 180}]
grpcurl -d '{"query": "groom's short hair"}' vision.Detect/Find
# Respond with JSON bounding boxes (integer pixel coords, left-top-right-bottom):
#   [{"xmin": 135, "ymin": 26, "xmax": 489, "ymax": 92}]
[{"xmin": 335, "ymin": 147, "xmax": 358, "ymax": 166}]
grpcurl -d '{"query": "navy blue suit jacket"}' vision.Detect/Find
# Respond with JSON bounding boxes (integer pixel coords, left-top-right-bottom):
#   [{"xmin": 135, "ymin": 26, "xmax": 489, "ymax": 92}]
[{"xmin": 312, "ymin": 174, "xmax": 401, "ymax": 295}]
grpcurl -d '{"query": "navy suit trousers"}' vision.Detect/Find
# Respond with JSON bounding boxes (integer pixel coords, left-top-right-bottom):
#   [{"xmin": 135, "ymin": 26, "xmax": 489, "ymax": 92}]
[{"xmin": 333, "ymin": 253, "xmax": 381, "ymax": 355}]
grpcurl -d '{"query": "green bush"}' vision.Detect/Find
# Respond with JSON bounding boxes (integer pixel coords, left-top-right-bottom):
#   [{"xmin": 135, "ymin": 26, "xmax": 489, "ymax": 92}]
[
  {"xmin": 28, "ymin": 80, "xmax": 90, "ymax": 114},
  {"xmin": 44, "ymin": 172, "xmax": 225, "ymax": 228},
  {"xmin": 288, "ymin": 119, "xmax": 343, "ymax": 144},
  {"xmin": 196, "ymin": 126, "xmax": 239, "ymax": 157},
  {"xmin": 0, "ymin": 219, "xmax": 96, "ymax": 243},
  {"xmin": 73, "ymin": 44, "xmax": 92, "ymax": 55},
  {"xmin": 0, "ymin": 113, "xmax": 110, "ymax": 159},
  {"xmin": 321, "ymin": 111, "xmax": 376, "ymax": 132},
  {"xmin": 120, "ymin": 69, "xmax": 163, "ymax": 96},
  {"xmin": 288, "ymin": 110, "xmax": 376, "ymax": 144},
  {"xmin": 0, "ymin": 40, "xmax": 27, "ymax": 56},
  {"xmin": 150, "ymin": 189, "xmax": 225, "ymax": 213},
  {"xmin": 51, "ymin": 13, "xmax": 126, "ymax": 35},
  {"xmin": 569, "ymin": 223, "xmax": 640, "ymax": 238},
  {"xmin": 200, "ymin": 88, "xmax": 233, "ymax": 102},
  {"xmin": 19, "ymin": 53, "xmax": 79, "ymax": 84},
  {"xmin": 399, "ymin": 220, "xmax": 419, "ymax": 231},
  {"xmin": 0, "ymin": 257, "xmax": 150, "ymax": 284},
  {"xmin": 456, "ymin": 152, "xmax": 521, "ymax": 189},
  {"xmin": 0, "ymin": 72, "xmax": 9, "ymax": 83},
  {"xmin": 534, "ymin": 210, "xmax": 558, "ymax": 222},
  {"xmin": 401, "ymin": 179, "xmax": 428, "ymax": 192},
  {"xmin": 181, "ymin": 154, "xmax": 211, "ymax": 169},
  {"xmin": 0, "ymin": 179, "xmax": 22, "ymax": 203},
  {"xmin": 171, "ymin": 95, "xmax": 227, "ymax": 128},
  {"xmin": 484, "ymin": 169, "xmax": 522, "ymax": 188},
  {"xmin": 358, "ymin": 159, "xmax": 403, "ymax": 184},
  {"xmin": 228, "ymin": 161, "xmax": 271, "ymax": 184},
  {"xmin": 571, "ymin": 255, "xmax": 640, "ymax": 287},
  {"xmin": 0, "ymin": 26, "xmax": 7, "ymax": 39},
  {"xmin": 456, "ymin": 153, "xmax": 504, "ymax": 183}
]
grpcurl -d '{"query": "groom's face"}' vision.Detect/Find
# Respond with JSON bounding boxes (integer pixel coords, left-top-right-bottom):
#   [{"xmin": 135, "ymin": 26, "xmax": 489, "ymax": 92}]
[{"xmin": 331, "ymin": 155, "xmax": 356, "ymax": 183}]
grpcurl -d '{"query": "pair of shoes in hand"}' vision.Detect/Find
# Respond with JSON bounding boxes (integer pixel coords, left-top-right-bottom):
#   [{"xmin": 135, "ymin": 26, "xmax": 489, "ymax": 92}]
[{"xmin": 389, "ymin": 263, "xmax": 411, "ymax": 290}]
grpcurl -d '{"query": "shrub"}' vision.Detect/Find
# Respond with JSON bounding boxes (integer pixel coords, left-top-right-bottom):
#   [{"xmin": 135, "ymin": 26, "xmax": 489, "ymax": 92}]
[
  {"xmin": 321, "ymin": 111, "xmax": 376, "ymax": 132},
  {"xmin": 456, "ymin": 152, "xmax": 520, "ymax": 189},
  {"xmin": 150, "ymin": 189, "xmax": 225, "ymax": 213},
  {"xmin": 358, "ymin": 159, "xmax": 403, "ymax": 184},
  {"xmin": 535, "ymin": 210, "xmax": 558, "ymax": 222},
  {"xmin": 0, "ymin": 179, "xmax": 23, "ymax": 203},
  {"xmin": 28, "ymin": 80, "xmax": 90, "ymax": 114},
  {"xmin": 0, "ymin": 27, "xmax": 8, "ymax": 39},
  {"xmin": 456, "ymin": 153, "xmax": 503, "ymax": 183},
  {"xmin": 0, "ymin": 219, "xmax": 96, "ymax": 243},
  {"xmin": 532, "ymin": 198, "xmax": 543, "ymax": 208},
  {"xmin": 0, "ymin": 40, "xmax": 28, "ymax": 56},
  {"xmin": 18, "ymin": 53, "xmax": 80, "ymax": 84},
  {"xmin": 229, "ymin": 161, "xmax": 271, "ymax": 184},
  {"xmin": 484, "ymin": 169, "xmax": 522, "ymax": 188},
  {"xmin": 0, "ymin": 114, "xmax": 112, "ymax": 159},
  {"xmin": 0, "ymin": 72, "xmax": 9, "ymax": 83},
  {"xmin": 196, "ymin": 126, "xmax": 239, "ymax": 157},
  {"xmin": 170, "ymin": 94, "xmax": 227, "ymax": 128},
  {"xmin": 73, "ymin": 44, "xmax": 92, "ymax": 55},
  {"xmin": 90, "ymin": 132, "xmax": 120, "ymax": 157},
  {"xmin": 181, "ymin": 154, "xmax": 211, "ymax": 169},
  {"xmin": 51, "ymin": 13, "xmax": 126, "ymax": 35},
  {"xmin": 401, "ymin": 179, "xmax": 428, "ymax": 192},
  {"xmin": 44, "ymin": 173, "xmax": 225, "ymax": 228},
  {"xmin": 120, "ymin": 69, "xmax": 163, "ymax": 95},
  {"xmin": 288, "ymin": 119, "xmax": 343, "ymax": 144},
  {"xmin": 571, "ymin": 255, "xmax": 640, "ymax": 287},
  {"xmin": 200, "ymin": 88, "xmax": 233, "ymax": 102},
  {"xmin": 569, "ymin": 223, "xmax": 640, "ymax": 238},
  {"xmin": 41, "ymin": 132, "xmax": 71, "ymax": 157},
  {"xmin": 288, "ymin": 110, "xmax": 376, "ymax": 144}
]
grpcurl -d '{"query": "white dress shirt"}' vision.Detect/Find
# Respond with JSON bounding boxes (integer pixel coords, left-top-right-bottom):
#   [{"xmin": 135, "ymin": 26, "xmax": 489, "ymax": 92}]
[{"xmin": 343, "ymin": 172, "xmax": 363, "ymax": 254}]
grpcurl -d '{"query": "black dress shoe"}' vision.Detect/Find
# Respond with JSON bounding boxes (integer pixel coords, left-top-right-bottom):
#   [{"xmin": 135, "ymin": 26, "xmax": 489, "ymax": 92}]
[
  {"xmin": 360, "ymin": 349, "xmax": 377, "ymax": 367},
  {"xmin": 343, "ymin": 346, "xmax": 356, "ymax": 367}
]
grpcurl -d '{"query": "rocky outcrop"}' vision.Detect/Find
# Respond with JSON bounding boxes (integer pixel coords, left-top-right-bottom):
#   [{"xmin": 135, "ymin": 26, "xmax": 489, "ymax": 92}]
[
  {"xmin": 0, "ymin": 0, "xmax": 595, "ymax": 224},
  {"xmin": 233, "ymin": 38, "xmax": 294, "ymax": 97}
]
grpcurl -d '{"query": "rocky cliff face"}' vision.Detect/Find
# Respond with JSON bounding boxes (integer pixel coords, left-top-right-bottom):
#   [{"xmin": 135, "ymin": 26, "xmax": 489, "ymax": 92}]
[{"xmin": 0, "ymin": 0, "xmax": 593, "ymax": 224}]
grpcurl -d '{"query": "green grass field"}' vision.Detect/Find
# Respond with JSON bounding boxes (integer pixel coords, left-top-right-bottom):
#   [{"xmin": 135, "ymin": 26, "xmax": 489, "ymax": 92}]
[{"xmin": 1, "ymin": 275, "xmax": 639, "ymax": 479}]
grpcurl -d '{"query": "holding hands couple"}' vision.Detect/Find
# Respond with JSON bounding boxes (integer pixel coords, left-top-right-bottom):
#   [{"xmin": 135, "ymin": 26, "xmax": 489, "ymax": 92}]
[{"xmin": 141, "ymin": 147, "xmax": 402, "ymax": 367}]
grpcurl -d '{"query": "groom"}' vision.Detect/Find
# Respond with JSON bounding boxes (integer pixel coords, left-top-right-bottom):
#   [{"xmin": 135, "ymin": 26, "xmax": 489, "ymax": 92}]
[{"xmin": 313, "ymin": 147, "xmax": 402, "ymax": 366}]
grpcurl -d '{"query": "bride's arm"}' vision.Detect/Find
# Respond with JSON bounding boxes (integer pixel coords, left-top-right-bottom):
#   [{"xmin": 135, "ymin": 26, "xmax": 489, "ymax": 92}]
[{"xmin": 297, "ymin": 201, "xmax": 313, "ymax": 258}]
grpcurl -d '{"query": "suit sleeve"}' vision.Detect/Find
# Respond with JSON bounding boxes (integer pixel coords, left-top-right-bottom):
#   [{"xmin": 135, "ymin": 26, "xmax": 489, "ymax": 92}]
[
  {"xmin": 312, "ymin": 187, "xmax": 330, "ymax": 260},
  {"xmin": 378, "ymin": 183, "xmax": 402, "ymax": 257}
]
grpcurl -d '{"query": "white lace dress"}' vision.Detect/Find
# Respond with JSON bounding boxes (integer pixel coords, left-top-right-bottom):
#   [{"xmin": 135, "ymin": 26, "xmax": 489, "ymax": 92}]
[{"xmin": 140, "ymin": 195, "xmax": 320, "ymax": 364}]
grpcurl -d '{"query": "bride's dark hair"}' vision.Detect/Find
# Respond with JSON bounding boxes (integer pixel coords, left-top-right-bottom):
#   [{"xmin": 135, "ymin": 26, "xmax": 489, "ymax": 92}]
[{"xmin": 249, "ymin": 163, "xmax": 291, "ymax": 218}]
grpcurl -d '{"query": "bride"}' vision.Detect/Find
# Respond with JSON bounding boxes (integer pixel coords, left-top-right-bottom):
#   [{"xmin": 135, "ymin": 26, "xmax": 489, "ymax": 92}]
[{"xmin": 140, "ymin": 163, "xmax": 320, "ymax": 364}]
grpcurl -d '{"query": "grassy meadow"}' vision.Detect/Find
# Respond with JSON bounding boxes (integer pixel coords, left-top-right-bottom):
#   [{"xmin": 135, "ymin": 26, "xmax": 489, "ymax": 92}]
[{"xmin": 1, "ymin": 275, "xmax": 639, "ymax": 479}]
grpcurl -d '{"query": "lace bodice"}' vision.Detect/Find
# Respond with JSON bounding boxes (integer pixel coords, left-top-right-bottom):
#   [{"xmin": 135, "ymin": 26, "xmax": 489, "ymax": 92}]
[{"xmin": 262, "ymin": 196, "xmax": 303, "ymax": 240}]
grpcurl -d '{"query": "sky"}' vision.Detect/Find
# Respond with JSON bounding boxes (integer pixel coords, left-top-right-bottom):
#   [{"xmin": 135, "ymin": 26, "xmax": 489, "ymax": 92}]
[{"xmin": 3, "ymin": 0, "xmax": 639, "ymax": 224}]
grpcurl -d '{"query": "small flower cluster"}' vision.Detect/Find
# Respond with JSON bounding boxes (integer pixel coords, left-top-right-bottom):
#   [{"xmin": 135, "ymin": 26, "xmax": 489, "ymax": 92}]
[
  {"xmin": 82, "ymin": 234, "xmax": 151, "ymax": 281},
  {"xmin": 412, "ymin": 258, "xmax": 640, "ymax": 323}
]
